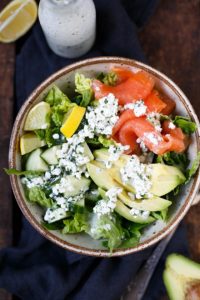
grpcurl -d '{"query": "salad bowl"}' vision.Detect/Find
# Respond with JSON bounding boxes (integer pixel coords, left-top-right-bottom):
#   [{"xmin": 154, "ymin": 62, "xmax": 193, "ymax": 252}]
[{"xmin": 9, "ymin": 57, "xmax": 200, "ymax": 257}]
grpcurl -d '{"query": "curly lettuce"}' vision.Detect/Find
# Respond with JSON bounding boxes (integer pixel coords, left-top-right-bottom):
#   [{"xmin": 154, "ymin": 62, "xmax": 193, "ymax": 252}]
[
  {"xmin": 87, "ymin": 213, "xmax": 124, "ymax": 251},
  {"xmin": 75, "ymin": 73, "xmax": 93, "ymax": 107},
  {"xmin": 26, "ymin": 186, "xmax": 52, "ymax": 208},
  {"xmin": 62, "ymin": 212, "xmax": 89, "ymax": 234},
  {"xmin": 45, "ymin": 85, "xmax": 75, "ymax": 127},
  {"xmin": 97, "ymin": 71, "xmax": 118, "ymax": 86}
]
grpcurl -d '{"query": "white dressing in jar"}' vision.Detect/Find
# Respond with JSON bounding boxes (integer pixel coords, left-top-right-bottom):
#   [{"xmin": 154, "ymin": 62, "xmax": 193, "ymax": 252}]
[{"xmin": 38, "ymin": 0, "xmax": 96, "ymax": 58}]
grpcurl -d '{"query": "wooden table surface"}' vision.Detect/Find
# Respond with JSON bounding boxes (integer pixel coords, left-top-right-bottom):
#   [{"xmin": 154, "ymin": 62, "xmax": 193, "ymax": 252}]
[{"xmin": 0, "ymin": 0, "xmax": 200, "ymax": 299}]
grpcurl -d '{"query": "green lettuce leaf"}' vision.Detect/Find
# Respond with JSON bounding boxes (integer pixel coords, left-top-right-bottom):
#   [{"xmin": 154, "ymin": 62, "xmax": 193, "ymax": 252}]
[
  {"xmin": 185, "ymin": 152, "xmax": 200, "ymax": 183},
  {"xmin": 45, "ymin": 86, "xmax": 74, "ymax": 127},
  {"xmin": 42, "ymin": 220, "xmax": 66, "ymax": 230},
  {"xmin": 62, "ymin": 212, "xmax": 89, "ymax": 234},
  {"xmin": 75, "ymin": 73, "xmax": 93, "ymax": 107},
  {"xmin": 88, "ymin": 213, "xmax": 124, "ymax": 252},
  {"xmin": 26, "ymin": 186, "xmax": 52, "ymax": 208},
  {"xmin": 156, "ymin": 152, "xmax": 189, "ymax": 172},
  {"xmin": 98, "ymin": 136, "xmax": 115, "ymax": 148},
  {"xmin": 34, "ymin": 129, "xmax": 46, "ymax": 140},
  {"xmin": 97, "ymin": 72, "xmax": 118, "ymax": 86},
  {"xmin": 86, "ymin": 135, "xmax": 115, "ymax": 149},
  {"xmin": 173, "ymin": 116, "xmax": 197, "ymax": 134},
  {"xmin": 151, "ymin": 209, "xmax": 168, "ymax": 222},
  {"xmin": 4, "ymin": 168, "xmax": 44, "ymax": 176},
  {"xmin": 119, "ymin": 223, "xmax": 145, "ymax": 248}
]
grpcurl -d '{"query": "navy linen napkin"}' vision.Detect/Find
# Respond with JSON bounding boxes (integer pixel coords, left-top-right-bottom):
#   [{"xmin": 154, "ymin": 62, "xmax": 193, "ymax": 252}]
[{"xmin": 0, "ymin": 0, "xmax": 189, "ymax": 299}]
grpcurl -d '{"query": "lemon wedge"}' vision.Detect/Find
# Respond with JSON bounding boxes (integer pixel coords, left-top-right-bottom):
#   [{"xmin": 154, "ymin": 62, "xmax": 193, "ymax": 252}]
[
  {"xmin": 24, "ymin": 102, "xmax": 51, "ymax": 131},
  {"xmin": 0, "ymin": 0, "xmax": 37, "ymax": 43},
  {"xmin": 20, "ymin": 133, "xmax": 46, "ymax": 155},
  {"xmin": 60, "ymin": 106, "xmax": 86, "ymax": 138}
]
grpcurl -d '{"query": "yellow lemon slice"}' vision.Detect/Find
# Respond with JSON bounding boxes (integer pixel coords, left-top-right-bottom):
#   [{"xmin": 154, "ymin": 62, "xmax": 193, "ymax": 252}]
[
  {"xmin": 0, "ymin": 0, "xmax": 37, "ymax": 43},
  {"xmin": 24, "ymin": 102, "xmax": 51, "ymax": 131},
  {"xmin": 60, "ymin": 106, "xmax": 86, "ymax": 138},
  {"xmin": 20, "ymin": 133, "xmax": 46, "ymax": 155}
]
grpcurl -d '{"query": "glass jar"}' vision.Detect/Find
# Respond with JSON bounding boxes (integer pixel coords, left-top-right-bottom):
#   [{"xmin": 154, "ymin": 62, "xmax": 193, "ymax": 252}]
[{"xmin": 38, "ymin": 0, "xmax": 96, "ymax": 58}]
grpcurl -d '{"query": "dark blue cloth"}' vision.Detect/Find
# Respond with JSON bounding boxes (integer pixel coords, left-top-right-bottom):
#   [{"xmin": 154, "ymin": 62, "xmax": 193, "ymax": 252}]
[{"xmin": 0, "ymin": 0, "xmax": 189, "ymax": 299}]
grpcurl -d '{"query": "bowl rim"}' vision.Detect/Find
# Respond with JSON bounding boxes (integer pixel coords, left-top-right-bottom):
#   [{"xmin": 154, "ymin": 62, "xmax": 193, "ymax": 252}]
[{"xmin": 9, "ymin": 56, "xmax": 200, "ymax": 257}]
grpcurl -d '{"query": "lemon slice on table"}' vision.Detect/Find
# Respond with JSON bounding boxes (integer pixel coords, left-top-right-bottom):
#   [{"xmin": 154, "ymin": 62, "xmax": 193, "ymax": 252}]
[
  {"xmin": 24, "ymin": 102, "xmax": 51, "ymax": 131},
  {"xmin": 0, "ymin": 0, "xmax": 37, "ymax": 43},
  {"xmin": 20, "ymin": 133, "xmax": 46, "ymax": 155},
  {"xmin": 60, "ymin": 106, "xmax": 86, "ymax": 138}
]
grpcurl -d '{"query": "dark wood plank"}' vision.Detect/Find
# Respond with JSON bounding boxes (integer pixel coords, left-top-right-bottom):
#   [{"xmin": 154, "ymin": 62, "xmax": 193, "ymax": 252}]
[
  {"xmin": 139, "ymin": 0, "xmax": 200, "ymax": 298},
  {"xmin": 0, "ymin": 1, "xmax": 15, "ymax": 299}
]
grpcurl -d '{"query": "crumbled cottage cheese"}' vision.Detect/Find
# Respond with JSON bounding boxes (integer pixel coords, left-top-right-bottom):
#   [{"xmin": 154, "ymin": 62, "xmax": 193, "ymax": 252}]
[
  {"xmin": 52, "ymin": 133, "xmax": 60, "ymax": 140},
  {"xmin": 124, "ymin": 100, "xmax": 147, "ymax": 117},
  {"xmin": 102, "ymin": 143, "xmax": 129, "ymax": 168},
  {"xmin": 93, "ymin": 187, "xmax": 122, "ymax": 217},
  {"xmin": 136, "ymin": 137, "xmax": 148, "ymax": 153},
  {"xmin": 168, "ymin": 122, "xmax": 176, "ymax": 129},
  {"xmin": 147, "ymin": 112, "xmax": 162, "ymax": 132},
  {"xmin": 21, "ymin": 176, "xmax": 45, "ymax": 189},
  {"xmin": 143, "ymin": 132, "xmax": 163, "ymax": 145},
  {"xmin": 86, "ymin": 93, "xmax": 119, "ymax": 135},
  {"xmin": 44, "ymin": 207, "xmax": 66, "ymax": 223},
  {"xmin": 129, "ymin": 208, "xmax": 150, "ymax": 219},
  {"xmin": 120, "ymin": 155, "xmax": 152, "ymax": 199},
  {"xmin": 56, "ymin": 137, "xmax": 91, "ymax": 179}
]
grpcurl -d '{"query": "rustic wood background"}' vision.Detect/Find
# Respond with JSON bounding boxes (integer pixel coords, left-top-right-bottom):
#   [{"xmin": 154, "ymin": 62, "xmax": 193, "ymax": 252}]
[{"xmin": 0, "ymin": 0, "xmax": 199, "ymax": 299}]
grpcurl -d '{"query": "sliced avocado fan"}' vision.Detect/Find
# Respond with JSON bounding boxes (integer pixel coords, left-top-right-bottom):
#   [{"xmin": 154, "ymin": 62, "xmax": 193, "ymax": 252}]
[{"xmin": 163, "ymin": 253, "xmax": 200, "ymax": 300}]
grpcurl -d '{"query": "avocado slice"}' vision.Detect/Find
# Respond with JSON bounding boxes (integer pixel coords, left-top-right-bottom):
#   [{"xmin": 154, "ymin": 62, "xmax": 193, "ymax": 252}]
[
  {"xmin": 150, "ymin": 164, "xmax": 186, "ymax": 196},
  {"xmin": 163, "ymin": 254, "xmax": 200, "ymax": 300},
  {"xmin": 98, "ymin": 188, "xmax": 154, "ymax": 224},
  {"xmin": 115, "ymin": 200, "xmax": 155, "ymax": 224},
  {"xmin": 108, "ymin": 164, "xmax": 185, "ymax": 197},
  {"xmin": 94, "ymin": 149, "xmax": 185, "ymax": 197},
  {"xmin": 122, "ymin": 196, "xmax": 172, "ymax": 211},
  {"xmin": 87, "ymin": 163, "xmax": 155, "ymax": 224}
]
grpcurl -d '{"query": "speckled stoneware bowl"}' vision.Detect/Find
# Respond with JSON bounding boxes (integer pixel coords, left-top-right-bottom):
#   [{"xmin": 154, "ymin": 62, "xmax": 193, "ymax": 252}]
[{"xmin": 9, "ymin": 57, "xmax": 200, "ymax": 257}]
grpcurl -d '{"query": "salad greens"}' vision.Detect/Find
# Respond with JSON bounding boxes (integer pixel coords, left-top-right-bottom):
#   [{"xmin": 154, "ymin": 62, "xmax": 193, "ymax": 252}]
[
  {"xmin": 173, "ymin": 116, "xmax": 197, "ymax": 134},
  {"xmin": 62, "ymin": 212, "xmax": 89, "ymax": 234},
  {"xmin": 6, "ymin": 69, "xmax": 200, "ymax": 253},
  {"xmin": 26, "ymin": 186, "xmax": 52, "ymax": 208}
]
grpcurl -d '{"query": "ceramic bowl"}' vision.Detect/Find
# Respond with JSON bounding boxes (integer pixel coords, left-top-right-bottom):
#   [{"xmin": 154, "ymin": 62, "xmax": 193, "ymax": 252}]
[{"xmin": 9, "ymin": 57, "xmax": 200, "ymax": 257}]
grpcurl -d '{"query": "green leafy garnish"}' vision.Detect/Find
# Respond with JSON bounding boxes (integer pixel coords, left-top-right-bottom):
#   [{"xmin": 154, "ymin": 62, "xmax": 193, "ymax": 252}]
[
  {"xmin": 62, "ymin": 212, "xmax": 89, "ymax": 234},
  {"xmin": 4, "ymin": 168, "xmax": 44, "ymax": 176},
  {"xmin": 97, "ymin": 72, "xmax": 118, "ymax": 86},
  {"xmin": 75, "ymin": 73, "xmax": 93, "ymax": 107},
  {"xmin": 173, "ymin": 116, "xmax": 197, "ymax": 134},
  {"xmin": 185, "ymin": 152, "xmax": 200, "ymax": 183},
  {"xmin": 26, "ymin": 186, "xmax": 52, "ymax": 208}
]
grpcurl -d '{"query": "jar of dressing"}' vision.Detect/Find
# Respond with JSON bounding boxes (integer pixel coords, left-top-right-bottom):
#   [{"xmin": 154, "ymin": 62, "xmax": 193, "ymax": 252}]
[{"xmin": 38, "ymin": 0, "xmax": 96, "ymax": 58}]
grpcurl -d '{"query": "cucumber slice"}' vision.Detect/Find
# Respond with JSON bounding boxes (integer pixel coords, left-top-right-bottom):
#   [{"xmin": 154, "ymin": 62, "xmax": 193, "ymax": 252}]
[
  {"xmin": 83, "ymin": 142, "xmax": 94, "ymax": 161},
  {"xmin": 26, "ymin": 148, "xmax": 48, "ymax": 172},
  {"xmin": 63, "ymin": 176, "xmax": 91, "ymax": 198},
  {"xmin": 41, "ymin": 145, "xmax": 61, "ymax": 165}
]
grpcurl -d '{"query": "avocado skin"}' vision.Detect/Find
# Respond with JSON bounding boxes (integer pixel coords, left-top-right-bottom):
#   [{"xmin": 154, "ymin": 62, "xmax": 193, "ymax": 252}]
[{"xmin": 163, "ymin": 254, "xmax": 200, "ymax": 300}]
